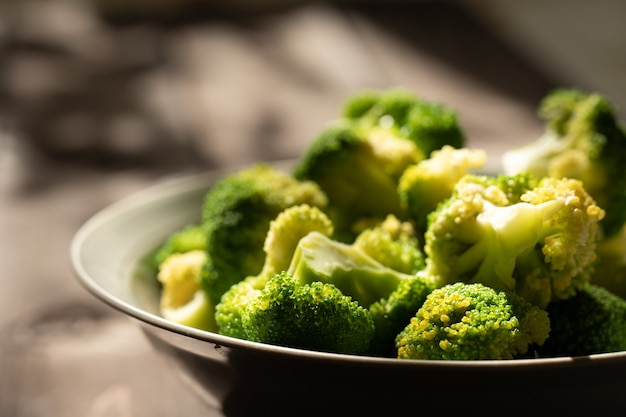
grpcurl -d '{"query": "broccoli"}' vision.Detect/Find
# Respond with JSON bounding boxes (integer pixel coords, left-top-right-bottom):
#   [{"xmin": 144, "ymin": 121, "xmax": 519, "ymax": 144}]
[
  {"xmin": 424, "ymin": 173, "xmax": 605, "ymax": 308},
  {"xmin": 352, "ymin": 214, "xmax": 426, "ymax": 275},
  {"xmin": 157, "ymin": 250, "xmax": 217, "ymax": 331},
  {"xmin": 152, "ymin": 224, "xmax": 206, "ymax": 269},
  {"xmin": 215, "ymin": 204, "xmax": 334, "ymax": 339},
  {"xmin": 287, "ymin": 230, "xmax": 434, "ymax": 356},
  {"xmin": 538, "ymin": 283, "xmax": 626, "ymax": 357},
  {"xmin": 242, "ymin": 271, "xmax": 375, "ymax": 355},
  {"xmin": 293, "ymin": 122, "xmax": 419, "ymax": 239},
  {"xmin": 396, "ymin": 282, "xmax": 550, "ymax": 360},
  {"xmin": 342, "ymin": 88, "xmax": 466, "ymax": 157},
  {"xmin": 294, "ymin": 88, "xmax": 466, "ymax": 239},
  {"xmin": 200, "ymin": 164, "xmax": 328, "ymax": 306},
  {"xmin": 398, "ymin": 145, "xmax": 487, "ymax": 230},
  {"xmin": 502, "ymin": 88, "xmax": 626, "ymax": 237},
  {"xmin": 592, "ymin": 228, "xmax": 626, "ymax": 298}
]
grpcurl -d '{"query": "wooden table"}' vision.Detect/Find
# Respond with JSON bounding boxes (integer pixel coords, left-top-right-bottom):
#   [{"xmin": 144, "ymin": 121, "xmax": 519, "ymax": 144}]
[{"xmin": 0, "ymin": 1, "xmax": 581, "ymax": 415}]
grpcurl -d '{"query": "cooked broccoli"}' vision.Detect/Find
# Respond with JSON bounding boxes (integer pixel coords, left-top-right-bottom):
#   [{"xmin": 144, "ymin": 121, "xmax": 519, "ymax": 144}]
[
  {"xmin": 352, "ymin": 214, "xmax": 426, "ymax": 275},
  {"xmin": 342, "ymin": 88, "xmax": 466, "ymax": 157},
  {"xmin": 215, "ymin": 204, "xmax": 334, "ymax": 339},
  {"xmin": 200, "ymin": 164, "xmax": 328, "ymax": 306},
  {"xmin": 242, "ymin": 271, "xmax": 375, "ymax": 355},
  {"xmin": 424, "ymin": 173, "xmax": 605, "ymax": 308},
  {"xmin": 293, "ymin": 122, "xmax": 419, "ymax": 239},
  {"xmin": 538, "ymin": 283, "xmax": 626, "ymax": 357},
  {"xmin": 157, "ymin": 250, "xmax": 217, "ymax": 331},
  {"xmin": 152, "ymin": 224, "xmax": 206, "ymax": 269},
  {"xmin": 287, "ymin": 231, "xmax": 418, "ymax": 308},
  {"xmin": 396, "ymin": 282, "xmax": 550, "ymax": 360},
  {"xmin": 398, "ymin": 145, "xmax": 487, "ymax": 230},
  {"xmin": 592, "ymin": 228, "xmax": 626, "ymax": 298},
  {"xmin": 502, "ymin": 88, "xmax": 626, "ymax": 237},
  {"xmin": 368, "ymin": 272, "xmax": 435, "ymax": 356}
]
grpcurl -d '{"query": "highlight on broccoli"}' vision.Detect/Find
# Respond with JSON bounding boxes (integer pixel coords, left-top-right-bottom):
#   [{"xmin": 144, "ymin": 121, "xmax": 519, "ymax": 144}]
[
  {"xmin": 424, "ymin": 173, "xmax": 605, "ymax": 308},
  {"xmin": 396, "ymin": 282, "xmax": 550, "ymax": 360},
  {"xmin": 242, "ymin": 271, "xmax": 375, "ymax": 355},
  {"xmin": 200, "ymin": 164, "xmax": 328, "ymax": 306},
  {"xmin": 537, "ymin": 283, "xmax": 626, "ymax": 357},
  {"xmin": 342, "ymin": 88, "xmax": 466, "ymax": 157},
  {"xmin": 215, "ymin": 204, "xmax": 334, "ymax": 339},
  {"xmin": 501, "ymin": 88, "xmax": 626, "ymax": 237},
  {"xmin": 398, "ymin": 145, "xmax": 487, "ymax": 230},
  {"xmin": 157, "ymin": 250, "xmax": 217, "ymax": 331}
]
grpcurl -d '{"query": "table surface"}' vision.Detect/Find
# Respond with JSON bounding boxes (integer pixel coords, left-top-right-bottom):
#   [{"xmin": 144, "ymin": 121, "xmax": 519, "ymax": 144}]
[{"xmin": 1, "ymin": 1, "xmax": 624, "ymax": 416}]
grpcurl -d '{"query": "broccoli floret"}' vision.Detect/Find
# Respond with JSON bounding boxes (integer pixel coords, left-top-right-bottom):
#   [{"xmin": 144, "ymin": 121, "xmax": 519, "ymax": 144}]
[
  {"xmin": 157, "ymin": 250, "xmax": 217, "ymax": 331},
  {"xmin": 368, "ymin": 272, "xmax": 435, "ymax": 356},
  {"xmin": 502, "ymin": 88, "xmax": 626, "ymax": 237},
  {"xmin": 200, "ymin": 164, "xmax": 327, "ymax": 306},
  {"xmin": 152, "ymin": 224, "xmax": 206, "ymax": 269},
  {"xmin": 242, "ymin": 272, "xmax": 375, "ymax": 355},
  {"xmin": 592, "ymin": 227, "xmax": 626, "ymax": 298},
  {"xmin": 538, "ymin": 284, "xmax": 626, "ymax": 357},
  {"xmin": 398, "ymin": 145, "xmax": 487, "ymax": 230},
  {"xmin": 293, "ymin": 122, "xmax": 419, "ymax": 239},
  {"xmin": 342, "ymin": 88, "xmax": 466, "ymax": 157},
  {"xmin": 352, "ymin": 214, "xmax": 426, "ymax": 275},
  {"xmin": 215, "ymin": 205, "xmax": 334, "ymax": 338},
  {"xmin": 396, "ymin": 282, "xmax": 550, "ymax": 360},
  {"xmin": 425, "ymin": 173, "xmax": 605, "ymax": 308}
]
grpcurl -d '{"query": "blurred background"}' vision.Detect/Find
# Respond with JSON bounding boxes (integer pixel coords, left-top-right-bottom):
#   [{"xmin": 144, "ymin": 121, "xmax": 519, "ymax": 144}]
[{"xmin": 1, "ymin": 0, "xmax": 625, "ymax": 415}]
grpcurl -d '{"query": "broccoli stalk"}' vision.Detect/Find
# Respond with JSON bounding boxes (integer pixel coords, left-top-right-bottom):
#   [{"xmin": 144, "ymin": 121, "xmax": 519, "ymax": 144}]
[
  {"xmin": 425, "ymin": 174, "xmax": 605, "ymax": 308},
  {"xmin": 396, "ymin": 282, "xmax": 550, "ymax": 360}
]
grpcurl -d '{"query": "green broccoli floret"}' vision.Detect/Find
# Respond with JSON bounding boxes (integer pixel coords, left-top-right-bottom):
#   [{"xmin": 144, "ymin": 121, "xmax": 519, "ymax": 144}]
[
  {"xmin": 215, "ymin": 204, "xmax": 334, "ymax": 339},
  {"xmin": 368, "ymin": 272, "xmax": 435, "ymax": 356},
  {"xmin": 396, "ymin": 282, "xmax": 550, "ymax": 360},
  {"xmin": 242, "ymin": 272, "xmax": 375, "ymax": 355},
  {"xmin": 200, "ymin": 164, "xmax": 328, "ymax": 306},
  {"xmin": 398, "ymin": 145, "xmax": 487, "ymax": 230},
  {"xmin": 152, "ymin": 224, "xmax": 206, "ymax": 269},
  {"xmin": 352, "ymin": 214, "xmax": 426, "ymax": 275},
  {"xmin": 342, "ymin": 88, "xmax": 466, "ymax": 157},
  {"xmin": 592, "ymin": 227, "xmax": 626, "ymax": 298},
  {"xmin": 157, "ymin": 250, "xmax": 217, "ymax": 331},
  {"xmin": 425, "ymin": 173, "xmax": 605, "ymax": 308},
  {"xmin": 293, "ymin": 122, "xmax": 419, "ymax": 239},
  {"xmin": 538, "ymin": 283, "xmax": 626, "ymax": 357},
  {"xmin": 502, "ymin": 88, "xmax": 626, "ymax": 237}
]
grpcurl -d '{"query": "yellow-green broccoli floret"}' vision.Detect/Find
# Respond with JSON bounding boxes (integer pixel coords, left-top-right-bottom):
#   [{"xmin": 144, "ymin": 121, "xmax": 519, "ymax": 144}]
[
  {"xmin": 157, "ymin": 250, "xmax": 216, "ymax": 331},
  {"xmin": 398, "ymin": 145, "xmax": 487, "ymax": 230},
  {"xmin": 242, "ymin": 272, "xmax": 375, "ymax": 355},
  {"xmin": 425, "ymin": 173, "xmax": 605, "ymax": 308},
  {"xmin": 538, "ymin": 283, "xmax": 626, "ymax": 357},
  {"xmin": 200, "ymin": 164, "xmax": 327, "ymax": 306},
  {"xmin": 396, "ymin": 282, "xmax": 550, "ymax": 360},
  {"xmin": 352, "ymin": 214, "xmax": 425, "ymax": 275},
  {"xmin": 502, "ymin": 88, "xmax": 626, "ymax": 237}
]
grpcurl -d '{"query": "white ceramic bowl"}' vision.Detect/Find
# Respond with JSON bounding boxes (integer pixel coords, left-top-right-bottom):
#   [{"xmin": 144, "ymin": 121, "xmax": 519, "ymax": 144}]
[{"xmin": 71, "ymin": 162, "xmax": 626, "ymax": 417}]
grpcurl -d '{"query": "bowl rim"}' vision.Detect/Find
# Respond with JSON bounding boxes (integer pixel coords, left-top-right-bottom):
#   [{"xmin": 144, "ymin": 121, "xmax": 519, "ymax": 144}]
[{"xmin": 70, "ymin": 163, "xmax": 626, "ymax": 370}]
